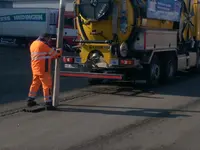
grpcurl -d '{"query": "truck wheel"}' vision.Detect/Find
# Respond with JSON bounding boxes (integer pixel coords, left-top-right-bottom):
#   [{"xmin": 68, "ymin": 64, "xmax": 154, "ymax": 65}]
[
  {"xmin": 146, "ymin": 55, "xmax": 161, "ymax": 87},
  {"xmin": 160, "ymin": 55, "xmax": 177, "ymax": 83}
]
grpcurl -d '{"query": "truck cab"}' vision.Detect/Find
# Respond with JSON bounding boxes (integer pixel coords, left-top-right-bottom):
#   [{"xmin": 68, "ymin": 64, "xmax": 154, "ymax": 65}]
[
  {"xmin": 59, "ymin": 11, "xmax": 77, "ymax": 47},
  {"xmin": 51, "ymin": 11, "xmax": 78, "ymax": 50}
]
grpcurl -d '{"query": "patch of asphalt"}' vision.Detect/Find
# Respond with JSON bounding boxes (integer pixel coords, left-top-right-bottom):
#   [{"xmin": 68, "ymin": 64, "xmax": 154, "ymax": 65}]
[{"xmin": 65, "ymin": 97, "xmax": 200, "ymax": 150}]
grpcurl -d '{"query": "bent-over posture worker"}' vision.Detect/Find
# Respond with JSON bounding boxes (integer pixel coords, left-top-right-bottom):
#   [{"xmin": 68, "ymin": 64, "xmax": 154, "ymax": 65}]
[{"xmin": 27, "ymin": 33, "xmax": 62, "ymax": 109}]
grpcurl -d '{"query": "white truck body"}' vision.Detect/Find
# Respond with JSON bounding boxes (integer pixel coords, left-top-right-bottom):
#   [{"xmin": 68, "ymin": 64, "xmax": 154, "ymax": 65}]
[{"xmin": 0, "ymin": 8, "xmax": 58, "ymax": 37}]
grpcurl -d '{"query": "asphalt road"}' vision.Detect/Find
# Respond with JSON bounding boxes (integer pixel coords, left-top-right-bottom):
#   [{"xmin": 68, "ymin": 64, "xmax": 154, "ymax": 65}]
[
  {"xmin": 0, "ymin": 46, "xmax": 88, "ymax": 104},
  {"xmin": 0, "ymin": 75, "xmax": 200, "ymax": 150},
  {"xmin": 1, "ymin": 46, "xmax": 200, "ymax": 150}
]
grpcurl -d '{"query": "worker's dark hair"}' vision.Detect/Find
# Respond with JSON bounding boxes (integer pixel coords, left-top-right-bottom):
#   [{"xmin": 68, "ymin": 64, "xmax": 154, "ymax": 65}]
[{"xmin": 40, "ymin": 33, "xmax": 51, "ymax": 39}]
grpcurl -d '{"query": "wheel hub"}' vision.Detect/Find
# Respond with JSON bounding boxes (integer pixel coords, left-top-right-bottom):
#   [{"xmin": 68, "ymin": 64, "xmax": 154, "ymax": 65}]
[
  {"xmin": 168, "ymin": 61, "xmax": 174, "ymax": 77},
  {"xmin": 151, "ymin": 64, "xmax": 160, "ymax": 80}
]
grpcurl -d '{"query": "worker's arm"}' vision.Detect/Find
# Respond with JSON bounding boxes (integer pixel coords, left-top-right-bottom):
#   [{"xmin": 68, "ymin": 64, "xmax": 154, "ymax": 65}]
[
  {"xmin": 44, "ymin": 44, "xmax": 63, "ymax": 59},
  {"xmin": 49, "ymin": 47, "xmax": 63, "ymax": 59}
]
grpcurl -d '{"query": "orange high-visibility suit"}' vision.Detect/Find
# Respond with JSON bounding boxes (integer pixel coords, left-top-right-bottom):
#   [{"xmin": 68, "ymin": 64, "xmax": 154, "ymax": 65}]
[{"xmin": 28, "ymin": 39, "xmax": 61, "ymax": 102}]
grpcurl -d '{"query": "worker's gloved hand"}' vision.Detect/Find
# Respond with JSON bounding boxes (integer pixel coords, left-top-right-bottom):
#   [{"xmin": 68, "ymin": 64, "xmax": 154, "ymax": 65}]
[{"xmin": 56, "ymin": 48, "xmax": 63, "ymax": 58}]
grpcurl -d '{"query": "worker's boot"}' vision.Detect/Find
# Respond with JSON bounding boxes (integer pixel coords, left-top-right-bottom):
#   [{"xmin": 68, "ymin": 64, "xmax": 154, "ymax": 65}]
[
  {"xmin": 27, "ymin": 97, "xmax": 37, "ymax": 107},
  {"xmin": 45, "ymin": 101, "xmax": 56, "ymax": 110}
]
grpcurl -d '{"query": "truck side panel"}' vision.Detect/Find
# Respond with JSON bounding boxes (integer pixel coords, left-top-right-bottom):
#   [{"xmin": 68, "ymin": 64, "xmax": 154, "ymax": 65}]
[{"xmin": 0, "ymin": 8, "xmax": 57, "ymax": 37}]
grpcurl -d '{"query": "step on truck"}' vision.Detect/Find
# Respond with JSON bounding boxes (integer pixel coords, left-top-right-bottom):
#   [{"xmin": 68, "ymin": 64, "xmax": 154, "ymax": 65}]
[
  {"xmin": 61, "ymin": 0, "xmax": 200, "ymax": 86},
  {"xmin": 0, "ymin": 8, "xmax": 77, "ymax": 50}
]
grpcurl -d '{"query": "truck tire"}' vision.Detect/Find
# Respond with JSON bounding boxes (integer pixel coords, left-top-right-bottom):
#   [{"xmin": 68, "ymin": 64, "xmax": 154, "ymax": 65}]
[
  {"xmin": 145, "ymin": 54, "xmax": 161, "ymax": 87},
  {"xmin": 160, "ymin": 54, "xmax": 177, "ymax": 83}
]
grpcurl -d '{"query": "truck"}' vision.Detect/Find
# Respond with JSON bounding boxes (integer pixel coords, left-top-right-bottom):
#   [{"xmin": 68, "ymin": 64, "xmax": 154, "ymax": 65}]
[
  {"xmin": 0, "ymin": 8, "xmax": 77, "ymax": 49},
  {"xmin": 60, "ymin": 0, "xmax": 200, "ymax": 86}
]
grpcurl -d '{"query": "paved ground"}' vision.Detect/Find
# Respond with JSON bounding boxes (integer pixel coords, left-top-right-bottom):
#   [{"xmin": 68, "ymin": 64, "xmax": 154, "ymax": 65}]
[
  {"xmin": 1, "ymin": 75, "xmax": 200, "ymax": 150},
  {"xmin": 1, "ymin": 46, "xmax": 200, "ymax": 150}
]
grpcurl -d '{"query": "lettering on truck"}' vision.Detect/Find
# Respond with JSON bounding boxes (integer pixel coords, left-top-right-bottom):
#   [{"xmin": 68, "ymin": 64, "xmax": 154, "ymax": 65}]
[
  {"xmin": 13, "ymin": 14, "xmax": 44, "ymax": 21},
  {"xmin": 0, "ymin": 16, "xmax": 11, "ymax": 21},
  {"xmin": 0, "ymin": 13, "xmax": 46, "ymax": 22}
]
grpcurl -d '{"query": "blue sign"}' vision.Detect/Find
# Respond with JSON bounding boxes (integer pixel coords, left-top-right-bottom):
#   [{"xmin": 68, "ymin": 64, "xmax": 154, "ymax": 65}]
[
  {"xmin": 147, "ymin": 0, "xmax": 182, "ymax": 22},
  {"xmin": 0, "ymin": 13, "xmax": 46, "ymax": 22}
]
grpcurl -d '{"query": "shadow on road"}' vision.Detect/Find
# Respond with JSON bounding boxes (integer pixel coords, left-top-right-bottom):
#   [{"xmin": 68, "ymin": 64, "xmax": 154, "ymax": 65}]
[
  {"xmin": 60, "ymin": 104, "xmax": 200, "ymax": 114},
  {"xmin": 57, "ymin": 104, "xmax": 190, "ymax": 118}
]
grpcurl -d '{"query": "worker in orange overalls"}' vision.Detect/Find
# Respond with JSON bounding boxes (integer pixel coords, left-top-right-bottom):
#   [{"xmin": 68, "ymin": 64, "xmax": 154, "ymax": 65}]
[{"xmin": 27, "ymin": 33, "xmax": 62, "ymax": 109}]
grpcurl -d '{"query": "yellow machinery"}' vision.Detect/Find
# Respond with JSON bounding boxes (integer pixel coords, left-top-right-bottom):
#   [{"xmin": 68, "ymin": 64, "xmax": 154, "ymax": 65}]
[{"xmin": 61, "ymin": 0, "xmax": 200, "ymax": 86}]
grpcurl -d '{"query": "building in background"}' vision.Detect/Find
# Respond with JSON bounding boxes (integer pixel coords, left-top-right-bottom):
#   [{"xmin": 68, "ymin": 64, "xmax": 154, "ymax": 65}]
[
  {"xmin": 0, "ymin": 1, "xmax": 13, "ymax": 8},
  {"xmin": 12, "ymin": 0, "xmax": 74, "ymax": 11}
]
